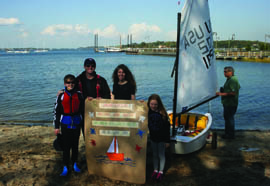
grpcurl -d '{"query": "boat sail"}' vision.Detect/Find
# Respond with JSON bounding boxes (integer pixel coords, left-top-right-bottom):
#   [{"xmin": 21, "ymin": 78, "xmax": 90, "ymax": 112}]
[
  {"xmin": 177, "ymin": 0, "xmax": 218, "ymax": 113},
  {"xmin": 170, "ymin": 0, "xmax": 218, "ymax": 154},
  {"xmin": 106, "ymin": 136, "xmax": 124, "ymax": 161}
]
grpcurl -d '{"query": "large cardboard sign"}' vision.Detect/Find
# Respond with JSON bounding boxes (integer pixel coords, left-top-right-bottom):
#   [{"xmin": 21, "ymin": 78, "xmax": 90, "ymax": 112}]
[{"xmin": 84, "ymin": 99, "xmax": 148, "ymax": 184}]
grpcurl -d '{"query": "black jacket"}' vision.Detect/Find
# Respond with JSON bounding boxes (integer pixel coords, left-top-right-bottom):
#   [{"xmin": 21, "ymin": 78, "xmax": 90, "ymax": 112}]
[
  {"xmin": 148, "ymin": 110, "xmax": 170, "ymax": 143},
  {"xmin": 76, "ymin": 71, "xmax": 110, "ymax": 99}
]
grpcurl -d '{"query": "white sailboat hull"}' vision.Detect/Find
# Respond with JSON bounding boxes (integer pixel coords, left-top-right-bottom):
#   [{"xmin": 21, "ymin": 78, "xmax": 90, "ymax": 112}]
[
  {"xmin": 105, "ymin": 47, "xmax": 123, "ymax": 52},
  {"xmin": 170, "ymin": 112, "xmax": 212, "ymax": 154}
]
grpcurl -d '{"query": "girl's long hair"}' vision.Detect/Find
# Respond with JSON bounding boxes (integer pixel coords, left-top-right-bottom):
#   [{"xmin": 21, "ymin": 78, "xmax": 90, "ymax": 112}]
[
  {"xmin": 147, "ymin": 94, "xmax": 168, "ymax": 119},
  {"xmin": 112, "ymin": 64, "xmax": 137, "ymax": 92}
]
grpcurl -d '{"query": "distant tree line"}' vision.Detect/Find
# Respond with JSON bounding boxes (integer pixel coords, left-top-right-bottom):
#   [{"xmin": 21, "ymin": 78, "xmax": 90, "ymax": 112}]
[
  {"xmin": 123, "ymin": 40, "xmax": 270, "ymax": 51},
  {"xmin": 215, "ymin": 40, "xmax": 270, "ymax": 51},
  {"xmin": 123, "ymin": 41, "xmax": 176, "ymax": 48}
]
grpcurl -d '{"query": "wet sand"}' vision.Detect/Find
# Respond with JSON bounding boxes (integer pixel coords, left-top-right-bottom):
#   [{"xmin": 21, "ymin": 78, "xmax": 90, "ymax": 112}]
[{"xmin": 1, "ymin": 124, "xmax": 270, "ymax": 186}]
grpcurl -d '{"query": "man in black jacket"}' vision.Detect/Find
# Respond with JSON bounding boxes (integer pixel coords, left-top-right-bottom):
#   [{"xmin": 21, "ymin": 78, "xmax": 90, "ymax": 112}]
[{"xmin": 76, "ymin": 58, "xmax": 111, "ymax": 137}]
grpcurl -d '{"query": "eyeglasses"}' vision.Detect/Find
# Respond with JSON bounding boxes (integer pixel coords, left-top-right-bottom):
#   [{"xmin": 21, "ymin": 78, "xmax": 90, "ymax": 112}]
[
  {"xmin": 65, "ymin": 81, "xmax": 75, "ymax": 84},
  {"xmin": 224, "ymin": 71, "xmax": 230, "ymax": 73},
  {"xmin": 86, "ymin": 64, "xmax": 95, "ymax": 68}
]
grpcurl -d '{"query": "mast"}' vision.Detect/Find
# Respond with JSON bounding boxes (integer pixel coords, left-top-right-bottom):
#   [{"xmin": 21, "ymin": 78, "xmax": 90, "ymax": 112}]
[
  {"xmin": 172, "ymin": 13, "xmax": 181, "ymax": 137},
  {"xmin": 120, "ymin": 35, "xmax": 122, "ymax": 49}
]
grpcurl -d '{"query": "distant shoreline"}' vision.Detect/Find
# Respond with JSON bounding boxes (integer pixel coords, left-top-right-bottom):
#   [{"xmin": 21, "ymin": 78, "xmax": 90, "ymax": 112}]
[{"xmin": 126, "ymin": 51, "xmax": 270, "ymax": 63}]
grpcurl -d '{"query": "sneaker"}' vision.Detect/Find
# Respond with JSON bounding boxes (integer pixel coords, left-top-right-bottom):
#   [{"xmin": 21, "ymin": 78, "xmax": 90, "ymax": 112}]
[
  {"xmin": 156, "ymin": 172, "xmax": 163, "ymax": 182},
  {"xmin": 151, "ymin": 171, "xmax": 158, "ymax": 180},
  {"xmin": 73, "ymin": 162, "xmax": 81, "ymax": 173},
  {"xmin": 60, "ymin": 166, "xmax": 68, "ymax": 176}
]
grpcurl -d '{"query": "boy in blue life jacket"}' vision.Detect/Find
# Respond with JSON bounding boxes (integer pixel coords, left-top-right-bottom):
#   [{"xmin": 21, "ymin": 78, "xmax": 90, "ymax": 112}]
[{"xmin": 53, "ymin": 74, "xmax": 84, "ymax": 176}]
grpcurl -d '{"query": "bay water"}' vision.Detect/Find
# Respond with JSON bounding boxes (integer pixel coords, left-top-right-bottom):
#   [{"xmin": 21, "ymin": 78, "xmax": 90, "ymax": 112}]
[{"xmin": 0, "ymin": 49, "xmax": 269, "ymax": 130}]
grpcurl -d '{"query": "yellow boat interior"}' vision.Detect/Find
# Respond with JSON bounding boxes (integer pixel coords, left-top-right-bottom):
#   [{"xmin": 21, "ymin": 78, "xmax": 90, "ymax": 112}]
[{"xmin": 168, "ymin": 113, "xmax": 208, "ymax": 137}]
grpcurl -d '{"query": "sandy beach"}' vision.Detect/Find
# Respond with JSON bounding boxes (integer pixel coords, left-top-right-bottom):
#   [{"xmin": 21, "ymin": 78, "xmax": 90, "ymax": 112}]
[{"xmin": 1, "ymin": 124, "xmax": 270, "ymax": 186}]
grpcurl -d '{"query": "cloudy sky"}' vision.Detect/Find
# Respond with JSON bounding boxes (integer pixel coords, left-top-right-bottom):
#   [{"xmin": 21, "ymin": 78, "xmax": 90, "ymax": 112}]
[{"xmin": 0, "ymin": 0, "xmax": 269, "ymax": 48}]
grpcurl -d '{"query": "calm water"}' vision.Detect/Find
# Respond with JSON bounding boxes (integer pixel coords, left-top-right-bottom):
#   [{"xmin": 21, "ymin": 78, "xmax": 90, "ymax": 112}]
[{"xmin": 0, "ymin": 49, "xmax": 270, "ymax": 130}]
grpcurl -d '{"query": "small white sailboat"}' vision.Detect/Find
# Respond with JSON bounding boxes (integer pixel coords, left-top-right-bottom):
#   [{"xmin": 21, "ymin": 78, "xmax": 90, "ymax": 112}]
[
  {"xmin": 105, "ymin": 36, "xmax": 124, "ymax": 52},
  {"xmin": 7, "ymin": 50, "xmax": 30, "ymax": 54},
  {"xmin": 34, "ymin": 49, "xmax": 48, "ymax": 53},
  {"xmin": 106, "ymin": 136, "xmax": 124, "ymax": 161},
  {"xmin": 96, "ymin": 49, "xmax": 105, "ymax": 53},
  {"xmin": 105, "ymin": 47, "xmax": 123, "ymax": 53},
  {"xmin": 170, "ymin": 0, "xmax": 218, "ymax": 154},
  {"xmin": 34, "ymin": 41, "xmax": 48, "ymax": 53}
]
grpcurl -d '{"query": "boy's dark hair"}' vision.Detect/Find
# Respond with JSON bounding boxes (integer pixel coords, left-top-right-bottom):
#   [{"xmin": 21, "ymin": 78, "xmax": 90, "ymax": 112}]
[{"xmin": 64, "ymin": 74, "xmax": 76, "ymax": 83}]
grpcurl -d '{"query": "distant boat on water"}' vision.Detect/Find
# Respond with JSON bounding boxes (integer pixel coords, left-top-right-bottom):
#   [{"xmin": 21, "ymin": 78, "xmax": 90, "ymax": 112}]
[
  {"xmin": 105, "ymin": 47, "xmax": 124, "ymax": 53},
  {"xmin": 34, "ymin": 49, "xmax": 48, "ymax": 53},
  {"xmin": 6, "ymin": 50, "xmax": 30, "ymax": 54},
  {"xmin": 94, "ymin": 48, "xmax": 105, "ymax": 53}
]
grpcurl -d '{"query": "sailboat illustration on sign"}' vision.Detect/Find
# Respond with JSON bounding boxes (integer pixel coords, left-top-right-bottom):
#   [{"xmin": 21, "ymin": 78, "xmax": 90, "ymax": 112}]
[{"xmin": 106, "ymin": 136, "xmax": 124, "ymax": 161}]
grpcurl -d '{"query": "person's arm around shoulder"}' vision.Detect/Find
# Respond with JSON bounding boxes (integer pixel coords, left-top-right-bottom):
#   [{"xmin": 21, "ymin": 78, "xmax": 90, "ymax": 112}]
[{"xmin": 57, "ymin": 89, "xmax": 64, "ymax": 96}]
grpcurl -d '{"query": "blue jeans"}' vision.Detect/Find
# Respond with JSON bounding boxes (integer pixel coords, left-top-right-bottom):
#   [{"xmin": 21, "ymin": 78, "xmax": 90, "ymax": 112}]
[
  {"xmin": 151, "ymin": 141, "xmax": 166, "ymax": 172},
  {"xmin": 223, "ymin": 106, "xmax": 237, "ymax": 137}
]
